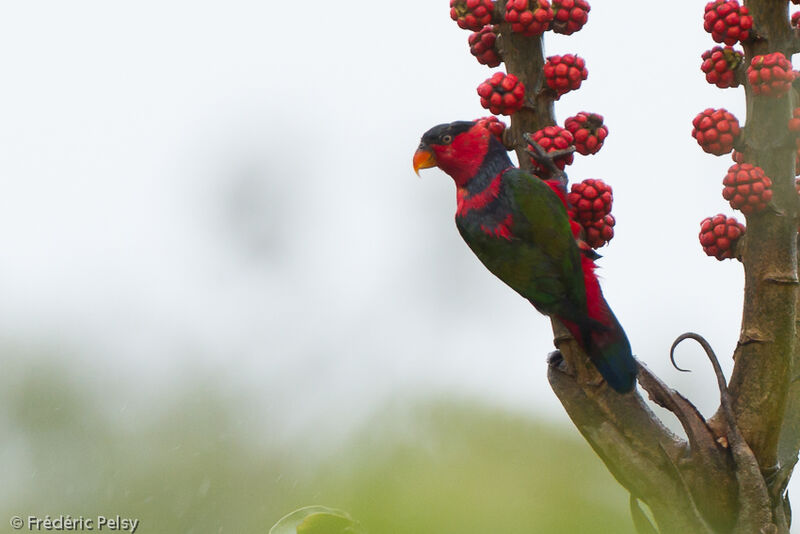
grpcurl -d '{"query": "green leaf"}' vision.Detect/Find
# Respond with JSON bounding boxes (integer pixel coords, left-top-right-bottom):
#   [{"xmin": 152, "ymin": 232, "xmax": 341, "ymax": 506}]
[{"xmin": 269, "ymin": 506, "xmax": 364, "ymax": 534}]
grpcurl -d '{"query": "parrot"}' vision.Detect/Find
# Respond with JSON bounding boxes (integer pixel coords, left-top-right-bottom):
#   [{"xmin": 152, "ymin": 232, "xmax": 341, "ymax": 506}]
[{"xmin": 412, "ymin": 120, "xmax": 637, "ymax": 393}]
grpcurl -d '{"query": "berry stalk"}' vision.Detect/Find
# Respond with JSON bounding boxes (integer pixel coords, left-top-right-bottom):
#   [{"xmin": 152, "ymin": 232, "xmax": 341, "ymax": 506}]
[{"xmin": 494, "ymin": 0, "xmax": 555, "ymax": 170}]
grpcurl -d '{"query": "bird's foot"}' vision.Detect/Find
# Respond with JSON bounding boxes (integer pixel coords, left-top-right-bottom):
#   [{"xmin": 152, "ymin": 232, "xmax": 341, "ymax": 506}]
[
  {"xmin": 522, "ymin": 133, "xmax": 573, "ymax": 187},
  {"xmin": 547, "ymin": 350, "xmax": 564, "ymax": 367}
]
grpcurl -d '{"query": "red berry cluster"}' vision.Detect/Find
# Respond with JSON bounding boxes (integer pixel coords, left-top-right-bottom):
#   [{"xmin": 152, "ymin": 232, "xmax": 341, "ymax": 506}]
[
  {"xmin": 703, "ymin": 0, "xmax": 752, "ymax": 46},
  {"xmin": 722, "ymin": 163, "xmax": 773, "ymax": 215},
  {"xmin": 528, "ymin": 125, "xmax": 574, "ymax": 171},
  {"xmin": 468, "ymin": 26, "xmax": 502, "ymax": 68},
  {"xmin": 568, "ymin": 178, "xmax": 612, "ymax": 223},
  {"xmin": 568, "ymin": 179, "xmax": 615, "ymax": 248},
  {"xmin": 551, "ymin": 0, "xmax": 590, "ymax": 35},
  {"xmin": 691, "ymin": 108, "xmax": 741, "ymax": 156},
  {"xmin": 505, "ymin": 0, "xmax": 553, "ymax": 36},
  {"xmin": 475, "ymin": 116, "xmax": 507, "ymax": 142},
  {"xmin": 699, "ymin": 214, "xmax": 745, "ymax": 260},
  {"xmin": 747, "ymin": 52, "xmax": 795, "ymax": 97},
  {"xmin": 477, "ymin": 73, "xmax": 526, "ymax": 116},
  {"xmin": 700, "ymin": 46, "xmax": 743, "ymax": 89},
  {"xmin": 544, "ymin": 54, "xmax": 587, "ymax": 98},
  {"xmin": 564, "ymin": 112, "xmax": 607, "ymax": 155},
  {"xmin": 450, "ymin": 0, "xmax": 495, "ymax": 31}
]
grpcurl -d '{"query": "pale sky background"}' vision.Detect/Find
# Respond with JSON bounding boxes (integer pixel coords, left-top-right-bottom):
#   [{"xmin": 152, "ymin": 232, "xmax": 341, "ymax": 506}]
[{"xmin": 0, "ymin": 0, "xmax": 792, "ymax": 528}]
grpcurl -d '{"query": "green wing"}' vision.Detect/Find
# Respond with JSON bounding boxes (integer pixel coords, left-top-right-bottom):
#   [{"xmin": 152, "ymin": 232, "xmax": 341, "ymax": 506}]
[{"xmin": 457, "ymin": 170, "xmax": 587, "ymax": 320}]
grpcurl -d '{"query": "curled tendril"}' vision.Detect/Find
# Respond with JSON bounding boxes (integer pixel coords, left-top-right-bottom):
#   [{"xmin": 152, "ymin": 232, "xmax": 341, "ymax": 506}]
[
  {"xmin": 669, "ymin": 337, "xmax": 692, "ymax": 373},
  {"xmin": 669, "ymin": 332, "xmax": 731, "ymax": 414}
]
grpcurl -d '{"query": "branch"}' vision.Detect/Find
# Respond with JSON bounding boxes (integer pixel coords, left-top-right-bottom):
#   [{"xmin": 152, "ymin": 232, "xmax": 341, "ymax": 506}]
[
  {"xmin": 671, "ymin": 333, "xmax": 774, "ymax": 533},
  {"xmin": 547, "ymin": 329, "xmax": 737, "ymax": 532},
  {"xmin": 637, "ymin": 361, "xmax": 736, "ymax": 509},
  {"xmin": 722, "ymin": 1, "xmax": 799, "ymax": 494},
  {"xmin": 494, "ymin": 0, "xmax": 554, "ymax": 172},
  {"xmin": 778, "ymin": 181, "xmax": 800, "ymax": 500}
]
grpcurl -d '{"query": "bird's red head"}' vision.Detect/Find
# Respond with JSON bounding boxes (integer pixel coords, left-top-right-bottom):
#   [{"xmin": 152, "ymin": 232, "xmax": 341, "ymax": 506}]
[{"xmin": 413, "ymin": 121, "xmax": 492, "ymax": 187}]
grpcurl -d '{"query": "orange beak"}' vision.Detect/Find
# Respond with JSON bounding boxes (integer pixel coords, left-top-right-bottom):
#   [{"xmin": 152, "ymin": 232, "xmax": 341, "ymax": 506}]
[{"xmin": 413, "ymin": 147, "xmax": 437, "ymax": 176}]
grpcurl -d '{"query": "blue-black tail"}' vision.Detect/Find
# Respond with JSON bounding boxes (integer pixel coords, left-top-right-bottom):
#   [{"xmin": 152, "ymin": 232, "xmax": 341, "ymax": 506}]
[
  {"xmin": 559, "ymin": 312, "xmax": 638, "ymax": 393},
  {"xmin": 583, "ymin": 312, "xmax": 638, "ymax": 393}
]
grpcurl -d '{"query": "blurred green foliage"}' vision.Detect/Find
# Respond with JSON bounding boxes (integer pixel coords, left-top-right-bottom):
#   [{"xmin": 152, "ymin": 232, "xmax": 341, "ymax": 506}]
[
  {"xmin": 1, "ymin": 361, "xmax": 633, "ymax": 533},
  {"xmin": 270, "ymin": 506, "xmax": 364, "ymax": 534}
]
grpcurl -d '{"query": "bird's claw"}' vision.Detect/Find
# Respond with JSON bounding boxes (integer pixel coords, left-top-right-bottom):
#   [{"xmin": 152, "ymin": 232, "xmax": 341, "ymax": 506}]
[
  {"xmin": 522, "ymin": 133, "xmax": 573, "ymax": 187},
  {"xmin": 547, "ymin": 350, "xmax": 564, "ymax": 366}
]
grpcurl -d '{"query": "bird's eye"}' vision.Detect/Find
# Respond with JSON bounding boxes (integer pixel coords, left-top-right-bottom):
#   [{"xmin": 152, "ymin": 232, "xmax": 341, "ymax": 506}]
[{"xmin": 441, "ymin": 134, "xmax": 453, "ymax": 144}]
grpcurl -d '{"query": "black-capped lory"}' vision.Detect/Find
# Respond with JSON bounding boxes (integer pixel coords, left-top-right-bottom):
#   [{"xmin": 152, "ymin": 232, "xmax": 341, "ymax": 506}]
[{"xmin": 413, "ymin": 120, "xmax": 637, "ymax": 393}]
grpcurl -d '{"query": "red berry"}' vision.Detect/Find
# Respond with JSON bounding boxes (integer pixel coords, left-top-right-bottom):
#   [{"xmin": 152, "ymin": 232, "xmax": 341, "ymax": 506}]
[
  {"xmin": 722, "ymin": 163, "xmax": 773, "ymax": 215},
  {"xmin": 475, "ymin": 116, "xmax": 507, "ymax": 143},
  {"xmin": 793, "ymin": 11, "xmax": 800, "ymax": 28},
  {"xmin": 551, "ymin": 0, "xmax": 590, "ymax": 35},
  {"xmin": 468, "ymin": 25, "xmax": 503, "ymax": 68},
  {"xmin": 528, "ymin": 125, "xmax": 574, "ymax": 171},
  {"xmin": 477, "ymin": 72, "xmax": 526, "ymax": 116},
  {"xmin": 691, "ymin": 108, "xmax": 741, "ymax": 156},
  {"xmin": 567, "ymin": 179, "xmax": 612, "ymax": 223},
  {"xmin": 543, "ymin": 54, "xmax": 588, "ymax": 98},
  {"xmin": 583, "ymin": 214, "xmax": 615, "ymax": 249},
  {"xmin": 504, "ymin": 0, "xmax": 553, "ymax": 36},
  {"xmin": 703, "ymin": 1, "xmax": 753, "ymax": 46},
  {"xmin": 699, "ymin": 214, "xmax": 745, "ymax": 260},
  {"xmin": 450, "ymin": 0, "xmax": 495, "ymax": 31},
  {"xmin": 747, "ymin": 52, "xmax": 794, "ymax": 97},
  {"xmin": 564, "ymin": 112, "xmax": 608, "ymax": 155},
  {"xmin": 732, "ymin": 150, "xmax": 745, "ymax": 164},
  {"xmin": 700, "ymin": 46, "xmax": 744, "ymax": 89}
]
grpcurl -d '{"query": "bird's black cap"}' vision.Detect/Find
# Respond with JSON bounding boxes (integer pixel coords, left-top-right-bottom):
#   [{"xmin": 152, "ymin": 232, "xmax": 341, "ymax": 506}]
[{"xmin": 420, "ymin": 121, "xmax": 476, "ymax": 145}]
